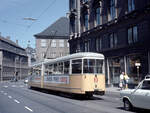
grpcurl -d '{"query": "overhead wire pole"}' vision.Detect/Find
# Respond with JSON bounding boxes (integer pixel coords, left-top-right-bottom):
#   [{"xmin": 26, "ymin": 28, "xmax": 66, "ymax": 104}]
[{"xmin": 44, "ymin": 30, "xmax": 57, "ymax": 59}]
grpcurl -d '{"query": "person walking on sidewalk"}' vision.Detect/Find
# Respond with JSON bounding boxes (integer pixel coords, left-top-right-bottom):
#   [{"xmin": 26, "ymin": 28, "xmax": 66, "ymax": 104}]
[
  {"xmin": 119, "ymin": 72, "xmax": 124, "ymax": 90},
  {"xmin": 124, "ymin": 73, "xmax": 130, "ymax": 89}
]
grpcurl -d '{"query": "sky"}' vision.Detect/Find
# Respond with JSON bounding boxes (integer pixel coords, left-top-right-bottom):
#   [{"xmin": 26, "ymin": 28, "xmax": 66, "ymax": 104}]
[{"xmin": 0, "ymin": 0, "xmax": 69, "ymax": 48}]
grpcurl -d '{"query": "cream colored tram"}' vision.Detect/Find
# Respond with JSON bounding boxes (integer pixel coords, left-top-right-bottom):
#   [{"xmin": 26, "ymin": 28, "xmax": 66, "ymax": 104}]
[{"xmin": 28, "ymin": 52, "xmax": 105, "ymax": 96}]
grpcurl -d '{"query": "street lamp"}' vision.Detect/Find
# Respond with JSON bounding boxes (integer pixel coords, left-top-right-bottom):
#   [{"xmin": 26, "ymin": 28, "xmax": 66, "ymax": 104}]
[{"xmin": 135, "ymin": 62, "xmax": 141, "ymax": 82}]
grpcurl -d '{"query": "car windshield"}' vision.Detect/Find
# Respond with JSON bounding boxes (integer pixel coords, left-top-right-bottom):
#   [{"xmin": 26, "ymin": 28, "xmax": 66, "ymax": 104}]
[{"xmin": 140, "ymin": 80, "xmax": 150, "ymax": 90}]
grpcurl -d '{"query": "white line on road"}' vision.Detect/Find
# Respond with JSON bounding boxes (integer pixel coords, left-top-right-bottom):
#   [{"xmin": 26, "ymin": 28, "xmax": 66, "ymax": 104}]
[
  {"xmin": 8, "ymin": 96, "xmax": 12, "ymax": 99},
  {"xmin": 0, "ymin": 91, "xmax": 4, "ymax": 93},
  {"xmin": 20, "ymin": 85, "xmax": 24, "ymax": 87},
  {"xmin": 14, "ymin": 99, "xmax": 20, "ymax": 104},
  {"xmin": 12, "ymin": 85, "xmax": 16, "ymax": 87},
  {"xmin": 24, "ymin": 106, "xmax": 33, "ymax": 112},
  {"xmin": 4, "ymin": 93, "xmax": 7, "ymax": 95},
  {"xmin": 3, "ymin": 86, "xmax": 8, "ymax": 88}
]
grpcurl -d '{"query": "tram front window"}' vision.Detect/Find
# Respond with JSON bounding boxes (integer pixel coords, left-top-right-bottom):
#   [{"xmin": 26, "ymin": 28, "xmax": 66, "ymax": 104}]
[
  {"xmin": 83, "ymin": 59, "xmax": 103, "ymax": 74},
  {"xmin": 72, "ymin": 59, "xmax": 82, "ymax": 74}
]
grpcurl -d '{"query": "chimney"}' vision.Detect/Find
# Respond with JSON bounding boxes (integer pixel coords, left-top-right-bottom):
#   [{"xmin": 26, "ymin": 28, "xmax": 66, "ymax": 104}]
[
  {"xmin": 16, "ymin": 40, "xmax": 18, "ymax": 45},
  {"xmin": 6, "ymin": 36, "xmax": 10, "ymax": 40}
]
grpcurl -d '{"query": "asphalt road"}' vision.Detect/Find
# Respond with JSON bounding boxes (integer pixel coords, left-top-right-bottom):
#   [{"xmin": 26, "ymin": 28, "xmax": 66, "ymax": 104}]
[{"xmin": 0, "ymin": 81, "xmax": 149, "ymax": 113}]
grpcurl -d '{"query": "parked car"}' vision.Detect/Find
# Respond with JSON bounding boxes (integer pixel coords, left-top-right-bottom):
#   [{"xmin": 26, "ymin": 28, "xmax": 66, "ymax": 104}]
[
  {"xmin": 120, "ymin": 75, "xmax": 150, "ymax": 111},
  {"xmin": 24, "ymin": 76, "xmax": 30, "ymax": 84}
]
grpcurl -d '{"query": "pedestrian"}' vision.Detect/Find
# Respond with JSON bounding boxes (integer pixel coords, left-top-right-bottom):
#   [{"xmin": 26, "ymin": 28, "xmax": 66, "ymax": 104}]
[
  {"xmin": 14, "ymin": 71, "xmax": 18, "ymax": 82},
  {"xmin": 124, "ymin": 73, "xmax": 130, "ymax": 89},
  {"xmin": 119, "ymin": 72, "xmax": 124, "ymax": 90}
]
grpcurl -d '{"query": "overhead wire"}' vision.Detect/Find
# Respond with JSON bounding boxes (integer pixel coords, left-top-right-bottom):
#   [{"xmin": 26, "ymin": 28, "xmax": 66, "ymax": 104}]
[
  {"xmin": 0, "ymin": 19, "xmax": 28, "ymax": 28},
  {"xmin": 26, "ymin": 0, "xmax": 57, "ymax": 30}
]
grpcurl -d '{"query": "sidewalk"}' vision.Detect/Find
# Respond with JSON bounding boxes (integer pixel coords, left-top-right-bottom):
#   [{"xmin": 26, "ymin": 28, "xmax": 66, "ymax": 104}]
[{"xmin": 106, "ymin": 87, "xmax": 121, "ymax": 93}]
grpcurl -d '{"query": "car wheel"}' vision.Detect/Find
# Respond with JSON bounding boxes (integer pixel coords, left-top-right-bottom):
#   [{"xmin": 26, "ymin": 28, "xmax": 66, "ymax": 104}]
[{"xmin": 124, "ymin": 99, "xmax": 132, "ymax": 111}]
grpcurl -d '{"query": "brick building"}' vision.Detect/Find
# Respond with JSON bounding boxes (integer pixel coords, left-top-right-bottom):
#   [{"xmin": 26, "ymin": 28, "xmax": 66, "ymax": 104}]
[{"xmin": 34, "ymin": 17, "xmax": 69, "ymax": 62}]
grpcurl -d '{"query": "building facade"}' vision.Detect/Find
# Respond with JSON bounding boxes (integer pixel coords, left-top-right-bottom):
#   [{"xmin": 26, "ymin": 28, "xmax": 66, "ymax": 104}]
[
  {"xmin": 69, "ymin": 0, "xmax": 150, "ymax": 86},
  {"xmin": 0, "ymin": 36, "xmax": 28, "ymax": 81},
  {"xmin": 34, "ymin": 17, "xmax": 69, "ymax": 62}
]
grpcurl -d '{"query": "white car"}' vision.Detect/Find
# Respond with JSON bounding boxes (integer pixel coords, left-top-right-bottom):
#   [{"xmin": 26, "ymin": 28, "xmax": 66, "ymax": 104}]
[{"xmin": 120, "ymin": 76, "xmax": 150, "ymax": 111}]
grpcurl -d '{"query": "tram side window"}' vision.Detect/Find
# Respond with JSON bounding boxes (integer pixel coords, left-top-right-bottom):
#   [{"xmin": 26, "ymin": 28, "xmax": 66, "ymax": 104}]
[
  {"xmin": 58, "ymin": 62, "xmax": 64, "ymax": 74},
  {"xmin": 83, "ymin": 59, "xmax": 96, "ymax": 73},
  {"xmin": 48, "ymin": 64, "xmax": 53, "ymax": 74},
  {"xmin": 96, "ymin": 59, "xmax": 103, "ymax": 73},
  {"xmin": 53, "ymin": 63, "xmax": 58, "ymax": 74},
  {"xmin": 72, "ymin": 59, "xmax": 82, "ymax": 74},
  {"xmin": 64, "ymin": 61, "xmax": 69, "ymax": 74}
]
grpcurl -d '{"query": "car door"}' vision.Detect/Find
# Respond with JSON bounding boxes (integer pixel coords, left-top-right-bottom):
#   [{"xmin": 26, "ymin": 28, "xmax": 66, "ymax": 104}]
[{"xmin": 132, "ymin": 80, "xmax": 150, "ymax": 109}]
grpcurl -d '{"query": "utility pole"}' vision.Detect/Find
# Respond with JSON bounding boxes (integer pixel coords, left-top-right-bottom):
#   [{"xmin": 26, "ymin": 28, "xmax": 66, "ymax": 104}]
[{"xmin": 43, "ymin": 30, "xmax": 57, "ymax": 59}]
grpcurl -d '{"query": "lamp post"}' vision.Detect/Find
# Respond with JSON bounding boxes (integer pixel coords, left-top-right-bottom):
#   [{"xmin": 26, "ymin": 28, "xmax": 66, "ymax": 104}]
[{"xmin": 135, "ymin": 63, "xmax": 141, "ymax": 82}]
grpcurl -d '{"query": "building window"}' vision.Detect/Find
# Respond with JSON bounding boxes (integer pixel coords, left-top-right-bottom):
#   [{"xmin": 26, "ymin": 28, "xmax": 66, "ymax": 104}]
[
  {"xmin": 108, "ymin": 57, "xmax": 125, "ymax": 84},
  {"xmin": 128, "ymin": 26, "xmax": 138, "ymax": 44},
  {"xmin": 109, "ymin": 33, "xmax": 118, "ymax": 48},
  {"xmin": 108, "ymin": 0, "xmax": 116, "ymax": 21},
  {"xmin": 70, "ymin": 0, "xmax": 75, "ymax": 9},
  {"xmin": 59, "ymin": 40, "xmax": 64, "ymax": 47},
  {"xmin": 82, "ymin": 0, "xmax": 88, "ymax": 3},
  {"xmin": 84, "ymin": 41, "xmax": 90, "ymax": 52},
  {"xmin": 84, "ymin": 13, "xmax": 89, "ymax": 31},
  {"xmin": 126, "ymin": 54, "xmax": 148, "ymax": 83},
  {"xmin": 41, "ymin": 39, "xmax": 46, "ymax": 47},
  {"xmin": 51, "ymin": 40, "xmax": 56, "ymax": 47},
  {"xmin": 51, "ymin": 52, "xmax": 56, "ymax": 57},
  {"xmin": 99, "ymin": 38, "xmax": 102, "ymax": 50},
  {"xmin": 96, "ymin": 38, "xmax": 99, "ymax": 51},
  {"xmin": 128, "ymin": 0, "xmax": 135, "ymax": 12},
  {"xmin": 95, "ymin": 7, "xmax": 101, "ymax": 26},
  {"xmin": 95, "ymin": 38, "xmax": 102, "ymax": 51}
]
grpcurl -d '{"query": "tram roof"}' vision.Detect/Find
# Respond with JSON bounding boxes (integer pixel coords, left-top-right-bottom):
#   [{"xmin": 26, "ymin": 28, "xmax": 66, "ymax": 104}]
[
  {"xmin": 31, "ymin": 52, "xmax": 104, "ymax": 67},
  {"xmin": 44, "ymin": 52, "xmax": 104, "ymax": 65}
]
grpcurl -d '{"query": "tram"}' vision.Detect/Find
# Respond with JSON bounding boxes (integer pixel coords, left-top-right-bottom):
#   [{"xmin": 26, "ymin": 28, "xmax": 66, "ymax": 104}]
[{"xmin": 28, "ymin": 52, "xmax": 105, "ymax": 97}]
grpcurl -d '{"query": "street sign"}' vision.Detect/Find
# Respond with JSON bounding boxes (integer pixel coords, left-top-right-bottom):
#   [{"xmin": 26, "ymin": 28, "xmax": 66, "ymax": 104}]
[{"xmin": 135, "ymin": 63, "xmax": 141, "ymax": 67}]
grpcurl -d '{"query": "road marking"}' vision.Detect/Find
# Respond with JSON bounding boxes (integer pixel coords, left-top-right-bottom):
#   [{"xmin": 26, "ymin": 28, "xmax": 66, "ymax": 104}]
[
  {"xmin": 0, "ymin": 91, "xmax": 4, "ymax": 93},
  {"xmin": 4, "ymin": 93, "xmax": 7, "ymax": 95},
  {"xmin": 12, "ymin": 85, "xmax": 16, "ymax": 87},
  {"xmin": 14, "ymin": 99, "xmax": 20, "ymax": 104},
  {"xmin": 20, "ymin": 85, "xmax": 24, "ymax": 87},
  {"xmin": 3, "ymin": 86, "xmax": 8, "ymax": 88},
  {"xmin": 24, "ymin": 106, "xmax": 33, "ymax": 112},
  {"xmin": 8, "ymin": 96, "xmax": 12, "ymax": 99}
]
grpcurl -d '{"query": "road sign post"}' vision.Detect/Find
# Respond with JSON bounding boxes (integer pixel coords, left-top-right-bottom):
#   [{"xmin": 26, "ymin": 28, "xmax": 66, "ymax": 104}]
[{"xmin": 135, "ymin": 63, "xmax": 141, "ymax": 82}]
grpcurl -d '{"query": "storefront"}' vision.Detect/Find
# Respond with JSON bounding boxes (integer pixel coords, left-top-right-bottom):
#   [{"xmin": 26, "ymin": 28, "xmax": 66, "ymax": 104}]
[{"xmin": 106, "ymin": 53, "xmax": 148, "ymax": 86}]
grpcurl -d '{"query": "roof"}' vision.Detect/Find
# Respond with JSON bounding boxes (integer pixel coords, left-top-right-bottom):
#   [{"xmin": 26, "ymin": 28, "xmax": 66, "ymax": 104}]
[
  {"xmin": 31, "ymin": 52, "xmax": 104, "ymax": 67},
  {"xmin": 34, "ymin": 17, "xmax": 69, "ymax": 39},
  {"xmin": 0, "ymin": 36, "xmax": 25, "ymax": 50}
]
